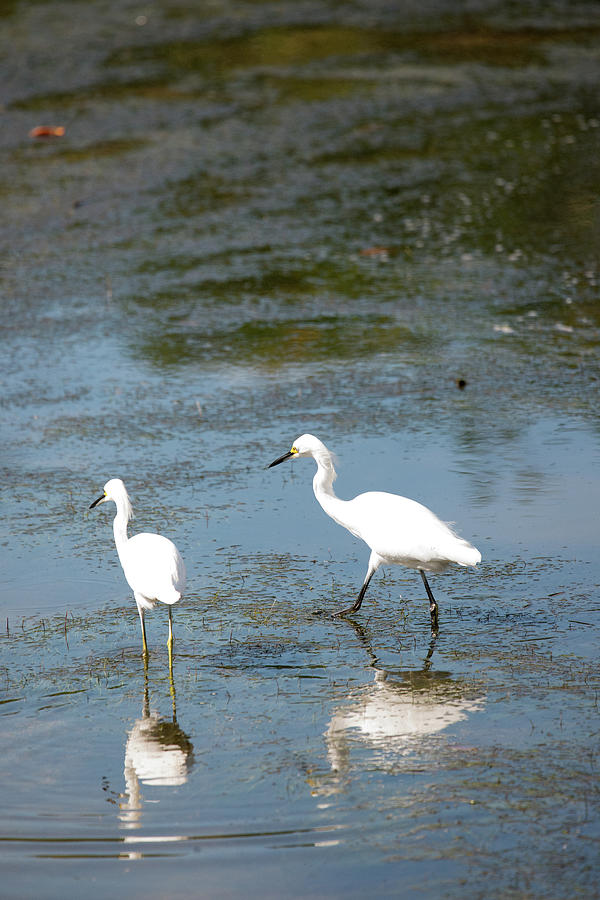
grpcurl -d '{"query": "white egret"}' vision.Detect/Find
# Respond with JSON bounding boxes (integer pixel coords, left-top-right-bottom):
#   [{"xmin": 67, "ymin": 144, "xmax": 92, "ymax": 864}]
[
  {"xmin": 268, "ymin": 435, "xmax": 481, "ymax": 630},
  {"xmin": 89, "ymin": 478, "xmax": 186, "ymax": 662}
]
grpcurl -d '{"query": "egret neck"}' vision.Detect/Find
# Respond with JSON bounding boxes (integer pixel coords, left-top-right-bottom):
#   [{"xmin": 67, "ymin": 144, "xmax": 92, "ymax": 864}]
[
  {"xmin": 311, "ymin": 449, "xmax": 349, "ymax": 531},
  {"xmin": 112, "ymin": 496, "xmax": 131, "ymax": 567}
]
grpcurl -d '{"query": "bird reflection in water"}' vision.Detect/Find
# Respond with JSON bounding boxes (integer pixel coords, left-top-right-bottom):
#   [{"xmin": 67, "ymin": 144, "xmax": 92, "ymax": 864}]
[
  {"xmin": 321, "ymin": 624, "xmax": 483, "ymax": 785},
  {"xmin": 119, "ymin": 666, "xmax": 194, "ymax": 829}
]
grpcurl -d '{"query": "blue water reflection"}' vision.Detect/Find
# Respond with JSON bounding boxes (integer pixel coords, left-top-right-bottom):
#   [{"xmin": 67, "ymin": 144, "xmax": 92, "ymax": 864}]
[
  {"xmin": 319, "ymin": 623, "xmax": 483, "ymax": 786},
  {"xmin": 119, "ymin": 671, "xmax": 194, "ymax": 830}
]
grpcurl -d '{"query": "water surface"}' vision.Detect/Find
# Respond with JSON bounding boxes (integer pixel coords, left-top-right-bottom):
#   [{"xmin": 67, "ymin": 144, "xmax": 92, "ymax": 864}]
[{"xmin": 1, "ymin": 1, "xmax": 599, "ymax": 897}]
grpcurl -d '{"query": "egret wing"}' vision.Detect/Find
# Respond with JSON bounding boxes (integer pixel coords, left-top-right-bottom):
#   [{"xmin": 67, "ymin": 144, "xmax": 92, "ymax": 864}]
[
  {"xmin": 123, "ymin": 533, "xmax": 186, "ymax": 603},
  {"xmin": 344, "ymin": 492, "xmax": 475, "ymax": 571}
]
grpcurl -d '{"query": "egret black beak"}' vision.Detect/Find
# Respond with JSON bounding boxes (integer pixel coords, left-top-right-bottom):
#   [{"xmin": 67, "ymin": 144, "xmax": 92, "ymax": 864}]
[
  {"xmin": 89, "ymin": 493, "xmax": 105, "ymax": 509},
  {"xmin": 268, "ymin": 450, "xmax": 294, "ymax": 468}
]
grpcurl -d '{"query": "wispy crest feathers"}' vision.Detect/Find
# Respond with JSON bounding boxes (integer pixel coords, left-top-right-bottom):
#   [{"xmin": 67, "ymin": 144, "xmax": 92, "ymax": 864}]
[
  {"xmin": 316, "ymin": 447, "xmax": 338, "ymax": 483},
  {"xmin": 107, "ymin": 478, "xmax": 134, "ymax": 522},
  {"xmin": 328, "ymin": 451, "xmax": 339, "ymax": 483},
  {"xmin": 122, "ymin": 485, "xmax": 134, "ymax": 522}
]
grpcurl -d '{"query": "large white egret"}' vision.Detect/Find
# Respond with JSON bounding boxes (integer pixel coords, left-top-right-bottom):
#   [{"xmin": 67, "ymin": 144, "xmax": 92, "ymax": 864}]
[{"xmin": 269, "ymin": 435, "xmax": 480, "ymax": 630}]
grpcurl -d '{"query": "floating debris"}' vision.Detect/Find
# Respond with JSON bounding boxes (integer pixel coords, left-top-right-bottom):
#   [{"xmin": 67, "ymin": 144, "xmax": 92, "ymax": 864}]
[
  {"xmin": 29, "ymin": 125, "xmax": 65, "ymax": 139},
  {"xmin": 360, "ymin": 246, "xmax": 390, "ymax": 260}
]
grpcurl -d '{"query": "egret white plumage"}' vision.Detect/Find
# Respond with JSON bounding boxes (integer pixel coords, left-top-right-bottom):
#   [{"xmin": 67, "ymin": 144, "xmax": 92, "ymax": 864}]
[
  {"xmin": 268, "ymin": 435, "xmax": 481, "ymax": 630},
  {"xmin": 89, "ymin": 478, "xmax": 186, "ymax": 662}
]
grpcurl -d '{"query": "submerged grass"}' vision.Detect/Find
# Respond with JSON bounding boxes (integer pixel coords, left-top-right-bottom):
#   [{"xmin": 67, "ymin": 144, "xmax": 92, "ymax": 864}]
[{"xmin": 1, "ymin": 551, "xmax": 598, "ymax": 896}]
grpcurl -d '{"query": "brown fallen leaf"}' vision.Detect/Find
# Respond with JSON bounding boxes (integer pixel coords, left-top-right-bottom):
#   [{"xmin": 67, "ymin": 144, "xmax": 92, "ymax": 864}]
[
  {"xmin": 360, "ymin": 246, "xmax": 389, "ymax": 258},
  {"xmin": 29, "ymin": 125, "xmax": 65, "ymax": 138}
]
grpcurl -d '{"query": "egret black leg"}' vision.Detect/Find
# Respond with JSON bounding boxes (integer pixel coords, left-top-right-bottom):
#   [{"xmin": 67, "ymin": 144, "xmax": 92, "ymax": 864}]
[
  {"xmin": 423, "ymin": 630, "xmax": 438, "ymax": 671},
  {"xmin": 168, "ymin": 606, "xmax": 174, "ymax": 672},
  {"xmin": 138, "ymin": 605, "xmax": 149, "ymax": 656},
  {"xmin": 334, "ymin": 572, "xmax": 373, "ymax": 618},
  {"xmin": 419, "ymin": 569, "xmax": 439, "ymax": 632}
]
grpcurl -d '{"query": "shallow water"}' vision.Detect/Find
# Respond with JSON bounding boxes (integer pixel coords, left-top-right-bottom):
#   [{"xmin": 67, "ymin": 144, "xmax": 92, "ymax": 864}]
[{"xmin": 1, "ymin": 1, "xmax": 599, "ymax": 897}]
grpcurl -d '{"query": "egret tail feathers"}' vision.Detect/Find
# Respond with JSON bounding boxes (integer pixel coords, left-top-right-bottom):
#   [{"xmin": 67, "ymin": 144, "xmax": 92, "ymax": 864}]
[{"xmin": 451, "ymin": 539, "xmax": 481, "ymax": 568}]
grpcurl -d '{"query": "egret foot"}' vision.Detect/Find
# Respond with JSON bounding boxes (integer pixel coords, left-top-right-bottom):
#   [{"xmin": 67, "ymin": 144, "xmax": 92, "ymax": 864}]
[
  {"xmin": 332, "ymin": 599, "xmax": 363, "ymax": 618},
  {"xmin": 333, "ymin": 574, "xmax": 373, "ymax": 618}
]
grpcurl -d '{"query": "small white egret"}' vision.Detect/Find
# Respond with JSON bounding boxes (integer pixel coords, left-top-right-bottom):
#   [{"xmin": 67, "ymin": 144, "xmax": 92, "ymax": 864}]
[
  {"xmin": 89, "ymin": 478, "xmax": 186, "ymax": 662},
  {"xmin": 268, "ymin": 435, "xmax": 481, "ymax": 630}
]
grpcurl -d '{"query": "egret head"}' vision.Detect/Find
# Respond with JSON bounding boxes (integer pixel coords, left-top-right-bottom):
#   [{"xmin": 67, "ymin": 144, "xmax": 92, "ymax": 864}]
[
  {"xmin": 268, "ymin": 434, "xmax": 332, "ymax": 467},
  {"xmin": 89, "ymin": 478, "xmax": 134, "ymax": 520}
]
